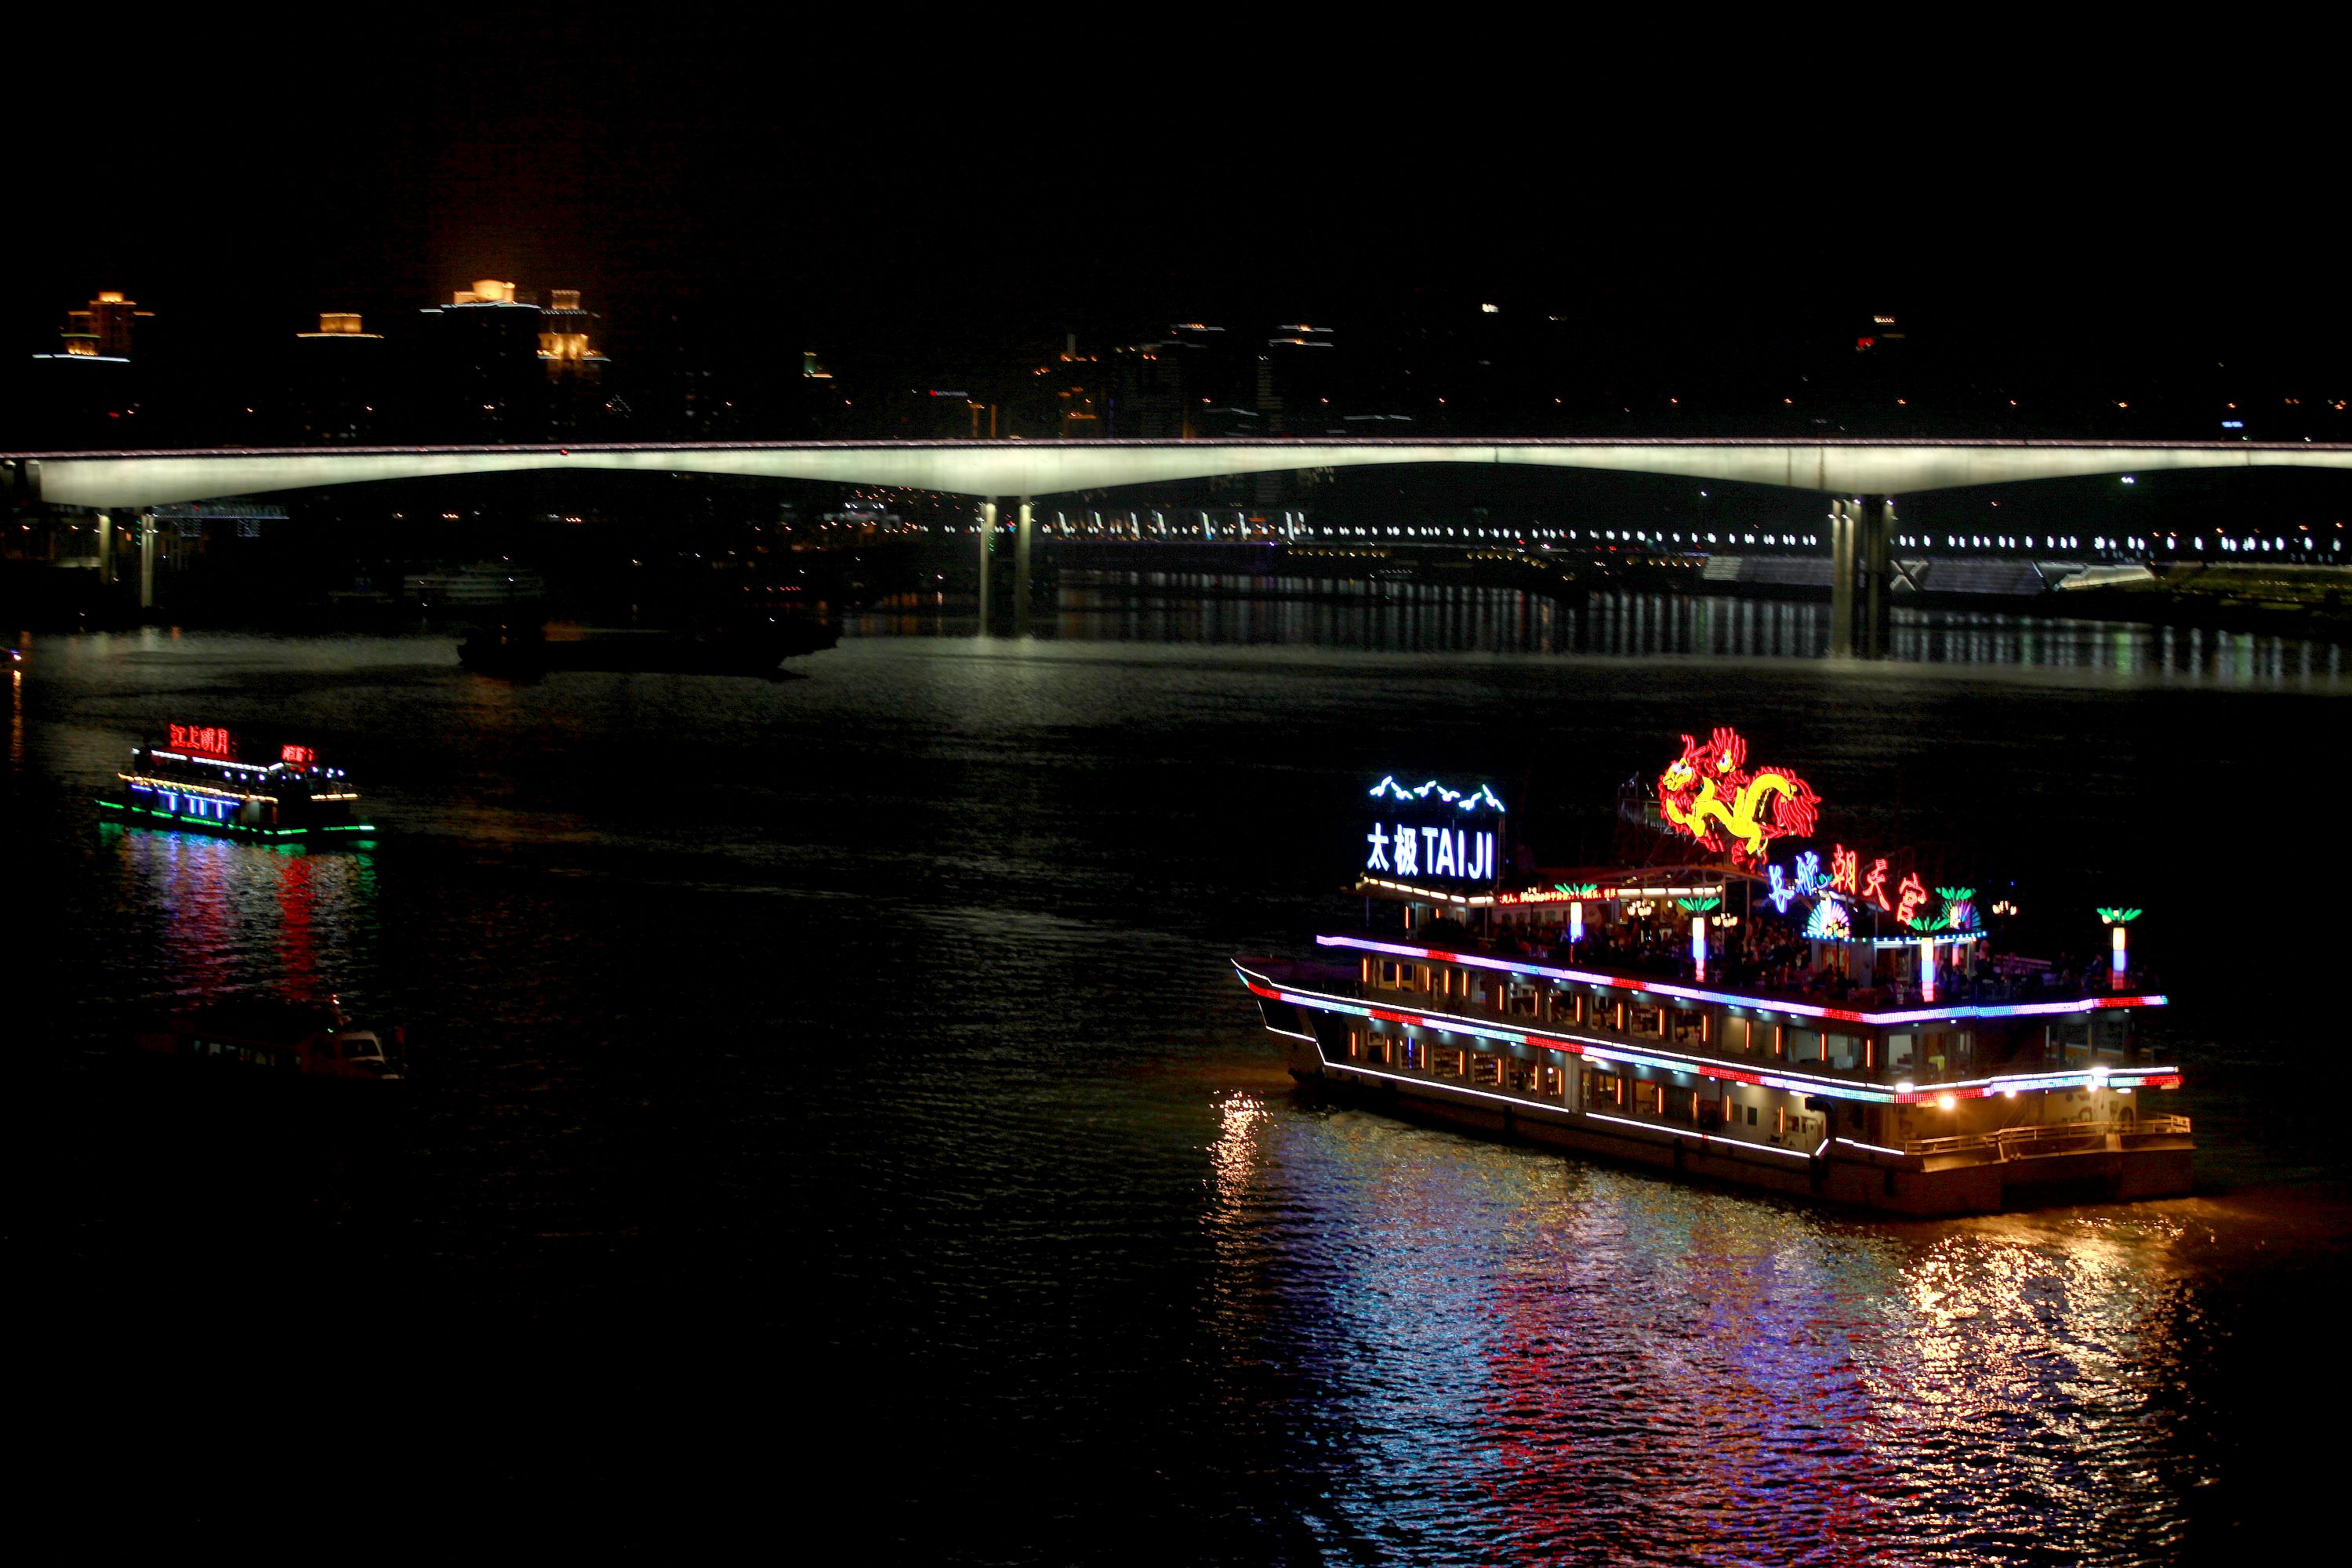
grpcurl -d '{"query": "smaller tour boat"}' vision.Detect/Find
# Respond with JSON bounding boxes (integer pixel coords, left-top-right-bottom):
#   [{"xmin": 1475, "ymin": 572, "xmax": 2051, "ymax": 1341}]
[
  {"xmin": 100, "ymin": 722, "xmax": 376, "ymax": 842},
  {"xmin": 134, "ymin": 996, "xmax": 401, "ymax": 1082}
]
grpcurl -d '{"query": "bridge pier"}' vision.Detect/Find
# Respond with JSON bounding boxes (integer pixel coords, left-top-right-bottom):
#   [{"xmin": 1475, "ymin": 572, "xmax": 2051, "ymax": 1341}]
[
  {"xmin": 1014, "ymin": 496, "xmax": 1035, "ymax": 635},
  {"xmin": 138, "ymin": 511, "xmax": 158, "ymax": 611},
  {"xmin": 1860, "ymin": 495, "xmax": 1893, "ymax": 659},
  {"xmin": 1828, "ymin": 495, "xmax": 1895, "ymax": 658},
  {"xmin": 1828, "ymin": 499, "xmax": 1856, "ymax": 655},
  {"xmin": 96, "ymin": 510, "xmax": 113, "ymax": 585},
  {"xmin": 976, "ymin": 499, "xmax": 998, "ymax": 633}
]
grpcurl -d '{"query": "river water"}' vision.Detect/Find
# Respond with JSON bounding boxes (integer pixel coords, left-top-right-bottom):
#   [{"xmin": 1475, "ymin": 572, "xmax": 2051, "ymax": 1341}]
[{"xmin": 16, "ymin": 593, "xmax": 2346, "ymax": 1561}]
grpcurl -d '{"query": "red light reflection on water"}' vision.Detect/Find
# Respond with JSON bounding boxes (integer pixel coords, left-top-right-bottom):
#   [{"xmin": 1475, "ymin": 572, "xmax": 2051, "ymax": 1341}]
[
  {"xmin": 1224, "ymin": 1112, "xmax": 2201, "ymax": 1565},
  {"xmin": 110, "ymin": 829, "xmax": 376, "ymax": 1004}
]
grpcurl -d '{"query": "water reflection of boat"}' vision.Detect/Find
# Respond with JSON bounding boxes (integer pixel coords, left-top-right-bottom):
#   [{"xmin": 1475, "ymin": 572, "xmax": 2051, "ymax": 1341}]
[
  {"xmin": 459, "ymin": 618, "xmax": 838, "ymax": 678},
  {"xmin": 134, "ymin": 996, "xmax": 401, "ymax": 1082},
  {"xmin": 1236, "ymin": 742, "xmax": 2190, "ymax": 1217},
  {"xmin": 100, "ymin": 722, "xmax": 376, "ymax": 843}
]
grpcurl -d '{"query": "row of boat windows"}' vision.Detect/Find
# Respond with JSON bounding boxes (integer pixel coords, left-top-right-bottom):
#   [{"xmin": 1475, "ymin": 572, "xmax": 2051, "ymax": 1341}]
[
  {"xmin": 184, "ymin": 1037, "xmax": 382, "ymax": 1062},
  {"xmin": 1368, "ymin": 959, "xmax": 1968, "ymax": 1073},
  {"xmin": 1343, "ymin": 1029, "xmax": 1827, "ymax": 1142},
  {"xmin": 185, "ymin": 1039, "xmax": 295, "ymax": 1066}
]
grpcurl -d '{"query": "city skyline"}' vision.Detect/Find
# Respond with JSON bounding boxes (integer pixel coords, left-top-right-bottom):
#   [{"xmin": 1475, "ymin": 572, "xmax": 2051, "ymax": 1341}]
[{"xmin": 9, "ymin": 24, "xmax": 2346, "ymax": 414}]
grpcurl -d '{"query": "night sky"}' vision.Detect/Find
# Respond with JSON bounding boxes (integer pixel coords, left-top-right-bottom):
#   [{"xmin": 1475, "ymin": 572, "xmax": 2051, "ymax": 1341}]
[{"xmin": 8, "ymin": 21, "xmax": 2346, "ymax": 402}]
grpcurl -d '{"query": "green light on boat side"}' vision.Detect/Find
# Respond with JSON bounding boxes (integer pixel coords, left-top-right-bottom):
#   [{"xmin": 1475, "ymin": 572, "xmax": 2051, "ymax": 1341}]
[{"xmin": 96, "ymin": 798, "xmax": 376, "ymax": 837}]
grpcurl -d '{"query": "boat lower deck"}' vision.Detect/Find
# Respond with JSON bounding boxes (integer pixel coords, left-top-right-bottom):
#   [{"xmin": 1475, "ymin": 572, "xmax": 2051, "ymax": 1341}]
[
  {"xmin": 1288, "ymin": 1039, "xmax": 2191, "ymax": 1214},
  {"xmin": 99, "ymin": 796, "xmax": 376, "ymax": 842}
]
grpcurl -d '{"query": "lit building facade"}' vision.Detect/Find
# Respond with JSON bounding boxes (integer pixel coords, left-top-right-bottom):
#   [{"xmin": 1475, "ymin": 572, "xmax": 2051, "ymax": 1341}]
[
  {"xmin": 538, "ymin": 289, "xmax": 607, "ymax": 381},
  {"xmin": 60, "ymin": 290, "xmax": 150, "ymax": 359}
]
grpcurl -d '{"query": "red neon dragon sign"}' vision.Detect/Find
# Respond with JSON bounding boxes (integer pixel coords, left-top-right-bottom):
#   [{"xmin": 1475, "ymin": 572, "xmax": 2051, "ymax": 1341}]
[{"xmin": 1656, "ymin": 727, "xmax": 1820, "ymax": 861}]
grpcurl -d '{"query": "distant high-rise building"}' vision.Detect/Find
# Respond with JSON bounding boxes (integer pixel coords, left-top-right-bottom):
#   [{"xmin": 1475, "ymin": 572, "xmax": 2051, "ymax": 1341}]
[
  {"xmin": 56, "ymin": 290, "xmax": 150, "ymax": 359},
  {"xmin": 538, "ymin": 289, "xmax": 606, "ymax": 381},
  {"xmin": 298, "ymin": 312, "xmax": 380, "ymax": 339},
  {"xmin": 292, "ymin": 313, "xmax": 388, "ymax": 442},
  {"xmin": 417, "ymin": 279, "xmax": 546, "ymax": 434},
  {"xmin": 1055, "ymin": 332, "xmax": 1101, "ymax": 436}
]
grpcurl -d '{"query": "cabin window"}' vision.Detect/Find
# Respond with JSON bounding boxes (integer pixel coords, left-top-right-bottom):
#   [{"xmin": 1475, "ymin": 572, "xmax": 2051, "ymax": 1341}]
[
  {"xmin": 1788, "ymin": 1029, "xmax": 1823, "ymax": 1063},
  {"xmin": 1584, "ymin": 1070, "xmax": 1626, "ymax": 1109},
  {"xmin": 1721, "ymin": 1017, "xmax": 1751, "ymax": 1054},
  {"xmin": 1506, "ymin": 984, "xmax": 1537, "ymax": 1018},
  {"xmin": 1632, "ymin": 1080, "xmax": 1663, "ymax": 1116},
  {"xmin": 1825, "ymin": 1033, "xmax": 1860, "ymax": 1070},
  {"xmin": 1471, "ymin": 1055, "xmax": 1502, "ymax": 1087},
  {"xmin": 2089, "ymin": 1017, "xmax": 2129, "ymax": 1059},
  {"xmin": 1923, "ymin": 1032, "xmax": 1966, "ymax": 1072},
  {"xmin": 1629, "ymin": 1004, "xmax": 1664, "ymax": 1037},
  {"xmin": 1399, "ymin": 1039, "xmax": 1422, "ymax": 1070},
  {"xmin": 1670, "ymin": 1009, "xmax": 1705, "ymax": 1045},
  {"xmin": 1540, "ymin": 1065, "xmax": 1563, "ymax": 1098},
  {"xmin": 1886, "ymin": 1033, "xmax": 1915, "ymax": 1069}
]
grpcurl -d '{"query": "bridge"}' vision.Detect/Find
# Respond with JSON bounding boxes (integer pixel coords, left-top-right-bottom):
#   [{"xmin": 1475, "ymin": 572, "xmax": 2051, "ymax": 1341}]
[{"xmin": 10, "ymin": 437, "xmax": 2348, "ymax": 654}]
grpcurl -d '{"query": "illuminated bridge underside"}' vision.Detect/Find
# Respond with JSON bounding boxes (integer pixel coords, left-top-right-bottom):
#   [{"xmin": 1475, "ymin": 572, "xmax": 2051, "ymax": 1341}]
[{"xmin": 19, "ymin": 437, "xmax": 2352, "ymax": 510}]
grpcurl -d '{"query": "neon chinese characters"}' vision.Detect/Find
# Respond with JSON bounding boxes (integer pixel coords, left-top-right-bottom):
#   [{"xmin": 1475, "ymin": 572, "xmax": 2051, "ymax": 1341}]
[
  {"xmin": 169, "ymin": 724, "xmax": 234, "ymax": 758},
  {"xmin": 1656, "ymin": 728, "xmax": 1820, "ymax": 860}
]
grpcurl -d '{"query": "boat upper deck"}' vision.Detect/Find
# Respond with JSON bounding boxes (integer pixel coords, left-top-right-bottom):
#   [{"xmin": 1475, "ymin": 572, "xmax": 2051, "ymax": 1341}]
[{"xmin": 1314, "ymin": 925, "xmax": 2165, "ymax": 1029}]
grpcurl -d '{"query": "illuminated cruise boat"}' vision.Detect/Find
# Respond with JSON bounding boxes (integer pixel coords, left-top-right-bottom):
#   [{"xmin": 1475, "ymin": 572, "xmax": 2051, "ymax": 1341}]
[
  {"xmin": 1234, "ymin": 736, "xmax": 2188, "ymax": 1215},
  {"xmin": 100, "ymin": 723, "xmax": 376, "ymax": 843}
]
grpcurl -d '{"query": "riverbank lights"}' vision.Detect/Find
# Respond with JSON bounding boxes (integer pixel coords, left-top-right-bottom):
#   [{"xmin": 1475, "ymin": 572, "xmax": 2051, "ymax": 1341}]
[
  {"xmin": 1937, "ymin": 1093, "xmax": 1958, "ymax": 1112},
  {"xmin": 1569, "ymin": 901, "xmax": 1584, "ymax": 945},
  {"xmin": 1920, "ymin": 938, "xmax": 1937, "ymax": 1003},
  {"xmin": 2112, "ymin": 923, "xmax": 2129, "ymax": 979},
  {"xmin": 1692, "ymin": 916, "xmax": 1708, "ymax": 982}
]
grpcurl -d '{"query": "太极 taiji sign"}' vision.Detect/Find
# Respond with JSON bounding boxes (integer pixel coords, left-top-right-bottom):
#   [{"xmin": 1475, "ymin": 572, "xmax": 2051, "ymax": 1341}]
[{"xmin": 1656, "ymin": 728, "xmax": 1820, "ymax": 860}]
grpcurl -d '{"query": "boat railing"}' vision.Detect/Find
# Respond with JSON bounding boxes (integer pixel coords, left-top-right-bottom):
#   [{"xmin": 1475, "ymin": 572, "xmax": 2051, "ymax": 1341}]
[
  {"xmin": 1905, "ymin": 1115, "xmax": 2190, "ymax": 1159},
  {"xmin": 1355, "ymin": 927, "xmax": 2153, "ymax": 1014}
]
